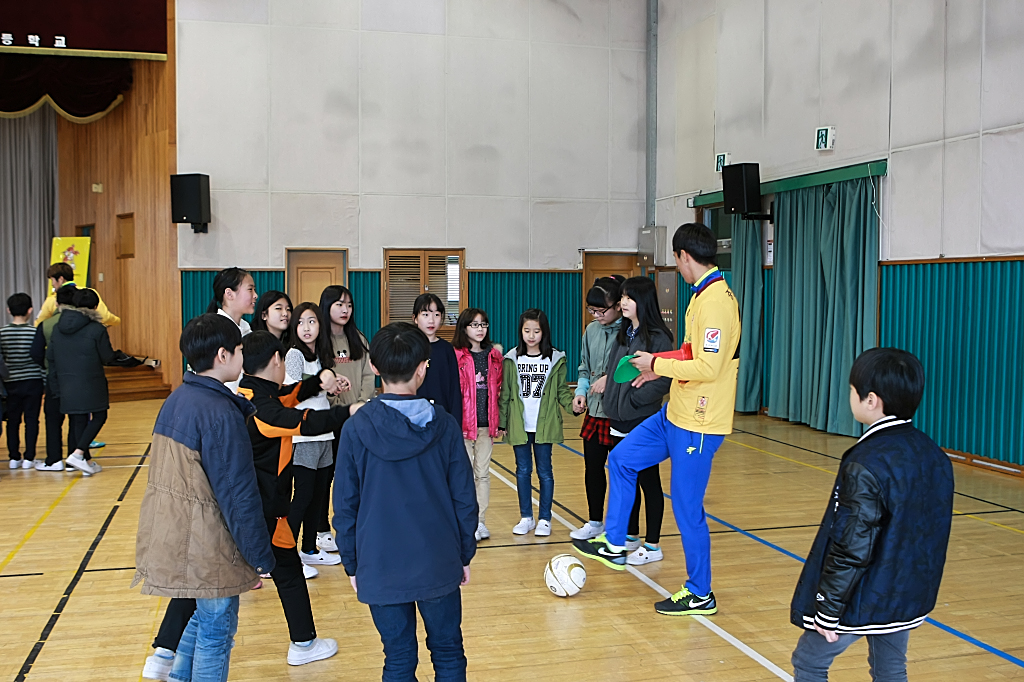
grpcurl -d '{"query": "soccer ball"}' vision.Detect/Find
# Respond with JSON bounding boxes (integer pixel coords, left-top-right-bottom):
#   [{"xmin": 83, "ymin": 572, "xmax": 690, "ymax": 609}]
[{"xmin": 544, "ymin": 554, "xmax": 587, "ymax": 597}]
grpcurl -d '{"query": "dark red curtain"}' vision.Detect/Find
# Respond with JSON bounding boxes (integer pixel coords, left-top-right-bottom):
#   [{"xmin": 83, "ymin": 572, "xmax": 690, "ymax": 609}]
[{"xmin": 0, "ymin": 54, "xmax": 132, "ymax": 119}]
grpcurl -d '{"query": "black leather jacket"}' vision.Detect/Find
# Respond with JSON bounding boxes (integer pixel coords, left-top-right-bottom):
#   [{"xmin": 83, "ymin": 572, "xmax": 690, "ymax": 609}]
[{"xmin": 791, "ymin": 417, "xmax": 954, "ymax": 634}]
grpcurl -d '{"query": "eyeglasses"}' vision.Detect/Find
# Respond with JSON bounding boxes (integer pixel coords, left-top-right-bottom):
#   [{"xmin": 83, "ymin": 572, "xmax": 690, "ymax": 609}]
[
  {"xmin": 468, "ymin": 322, "xmax": 489, "ymax": 329},
  {"xmin": 587, "ymin": 306, "xmax": 612, "ymax": 316}
]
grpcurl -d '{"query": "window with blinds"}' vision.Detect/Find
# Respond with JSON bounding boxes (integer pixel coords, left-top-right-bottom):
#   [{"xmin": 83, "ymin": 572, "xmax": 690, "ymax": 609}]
[{"xmin": 384, "ymin": 249, "xmax": 466, "ymax": 340}]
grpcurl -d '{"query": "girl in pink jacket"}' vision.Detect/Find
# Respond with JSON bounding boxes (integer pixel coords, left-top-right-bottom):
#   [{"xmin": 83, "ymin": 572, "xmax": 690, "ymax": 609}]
[{"xmin": 453, "ymin": 308, "xmax": 504, "ymax": 542}]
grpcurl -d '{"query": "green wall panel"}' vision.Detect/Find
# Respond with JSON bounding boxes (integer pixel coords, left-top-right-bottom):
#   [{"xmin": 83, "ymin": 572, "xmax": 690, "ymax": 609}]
[
  {"xmin": 762, "ymin": 267, "xmax": 774, "ymax": 408},
  {"xmin": 181, "ymin": 270, "xmax": 285, "ymax": 327},
  {"xmin": 468, "ymin": 271, "xmax": 582, "ymax": 376},
  {"xmin": 349, "ymin": 270, "xmax": 381, "ymax": 339},
  {"xmin": 879, "ymin": 261, "xmax": 1024, "ymax": 465}
]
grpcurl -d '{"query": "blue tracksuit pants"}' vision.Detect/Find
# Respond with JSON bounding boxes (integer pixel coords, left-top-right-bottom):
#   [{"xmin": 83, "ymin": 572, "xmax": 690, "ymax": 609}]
[{"xmin": 605, "ymin": 405, "xmax": 723, "ymax": 596}]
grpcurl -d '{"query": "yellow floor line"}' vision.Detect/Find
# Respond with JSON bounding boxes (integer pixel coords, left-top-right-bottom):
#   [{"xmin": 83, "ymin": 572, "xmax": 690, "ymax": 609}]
[
  {"xmin": 726, "ymin": 436, "xmax": 1024, "ymax": 537},
  {"xmin": 0, "ymin": 477, "xmax": 80, "ymax": 573}
]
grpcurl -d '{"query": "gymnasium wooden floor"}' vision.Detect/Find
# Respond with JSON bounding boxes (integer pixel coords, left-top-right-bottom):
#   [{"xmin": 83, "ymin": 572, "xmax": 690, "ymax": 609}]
[{"xmin": 1, "ymin": 399, "xmax": 1022, "ymax": 681}]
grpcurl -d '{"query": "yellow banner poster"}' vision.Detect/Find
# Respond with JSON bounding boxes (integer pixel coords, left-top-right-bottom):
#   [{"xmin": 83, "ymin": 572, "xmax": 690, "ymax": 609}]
[{"xmin": 50, "ymin": 237, "xmax": 91, "ymax": 290}]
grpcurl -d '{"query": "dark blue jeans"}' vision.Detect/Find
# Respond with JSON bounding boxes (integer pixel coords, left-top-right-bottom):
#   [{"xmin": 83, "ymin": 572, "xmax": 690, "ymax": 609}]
[
  {"xmin": 368, "ymin": 588, "xmax": 466, "ymax": 682},
  {"xmin": 512, "ymin": 433, "xmax": 553, "ymax": 520},
  {"xmin": 791, "ymin": 628, "xmax": 910, "ymax": 681}
]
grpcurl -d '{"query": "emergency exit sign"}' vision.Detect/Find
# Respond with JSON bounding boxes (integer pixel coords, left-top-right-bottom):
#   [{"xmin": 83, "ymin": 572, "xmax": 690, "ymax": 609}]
[{"xmin": 815, "ymin": 126, "xmax": 836, "ymax": 150}]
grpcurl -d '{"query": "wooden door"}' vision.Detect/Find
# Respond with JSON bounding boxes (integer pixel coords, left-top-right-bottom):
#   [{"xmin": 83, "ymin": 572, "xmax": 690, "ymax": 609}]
[
  {"xmin": 581, "ymin": 252, "xmax": 640, "ymax": 330},
  {"xmin": 286, "ymin": 249, "xmax": 348, "ymax": 305},
  {"xmin": 384, "ymin": 249, "xmax": 466, "ymax": 341}
]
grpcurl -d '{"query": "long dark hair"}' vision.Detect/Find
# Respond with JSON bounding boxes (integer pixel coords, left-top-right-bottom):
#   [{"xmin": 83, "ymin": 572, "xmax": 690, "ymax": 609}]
[
  {"xmin": 586, "ymin": 275, "xmax": 625, "ymax": 309},
  {"xmin": 288, "ymin": 302, "xmax": 335, "ymax": 370},
  {"xmin": 617, "ymin": 277, "xmax": 674, "ymax": 348},
  {"xmin": 205, "ymin": 267, "xmax": 251, "ymax": 313},
  {"xmin": 318, "ymin": 285, "xmax": 367, "ymax": 361},
  {"xmin": 452, "ymin": 308, "xmax": 491, "ymax": 350},
  {"xmin": 516, "ymin": 308, "xmax": 553, "ymax": 360},
  {"xmin": 251, "ymin": 290, "xmax": 292, "ymax": 346}
]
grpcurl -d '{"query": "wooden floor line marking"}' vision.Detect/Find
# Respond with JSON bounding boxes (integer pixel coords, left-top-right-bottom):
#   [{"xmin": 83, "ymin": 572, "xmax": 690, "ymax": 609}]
[
  {"xmin": 488, "ymin": 466, "xmax": 794, "ymax": 682},
  {"xmin": 726, "ymin": 439, "xmax": 1024, "ymax": 536},
  {"xmin": 0, "ymin": 477, "xmax": 80, "ymax": 574}
]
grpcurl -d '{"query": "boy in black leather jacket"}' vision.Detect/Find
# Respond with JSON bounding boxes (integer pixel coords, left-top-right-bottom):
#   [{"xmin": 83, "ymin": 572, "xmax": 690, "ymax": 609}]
[{"xmin": 790, "ymin": 348, "xmax": 953, "ymax": 681}]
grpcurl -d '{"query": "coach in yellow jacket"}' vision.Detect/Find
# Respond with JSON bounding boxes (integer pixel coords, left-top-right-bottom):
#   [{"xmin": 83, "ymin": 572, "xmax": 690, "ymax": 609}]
[
  {"xmin": 34, "ymin": 263, "xmax": 120, "ymax": 328},
  {"xmin": 573, "ymin": 223, "xmax": 740, "ymax": 617}
]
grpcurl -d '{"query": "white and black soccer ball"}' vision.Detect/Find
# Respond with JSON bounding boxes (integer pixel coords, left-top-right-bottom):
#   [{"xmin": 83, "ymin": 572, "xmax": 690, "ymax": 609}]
[{"xmin": 544, "ymin": 554, "xmax": 587, "ymax": 597}]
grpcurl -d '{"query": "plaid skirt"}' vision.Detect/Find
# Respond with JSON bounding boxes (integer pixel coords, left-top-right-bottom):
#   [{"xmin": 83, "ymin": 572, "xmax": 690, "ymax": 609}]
[{"xmin": 580, "ymin": 415, "xmax": 614, "ymax": 448}]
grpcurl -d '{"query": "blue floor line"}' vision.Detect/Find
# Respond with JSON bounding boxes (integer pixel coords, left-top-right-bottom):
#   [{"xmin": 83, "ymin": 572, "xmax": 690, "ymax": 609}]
[{"xmin": 555, "ymin": 441, "xmax": 1024, "ymax": 669}]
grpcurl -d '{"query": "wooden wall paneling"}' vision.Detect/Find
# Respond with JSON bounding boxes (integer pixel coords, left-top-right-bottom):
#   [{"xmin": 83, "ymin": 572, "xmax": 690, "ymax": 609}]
[{"xmin": 56, "ymin": 0, "xmax": 181, "ymax": 386}]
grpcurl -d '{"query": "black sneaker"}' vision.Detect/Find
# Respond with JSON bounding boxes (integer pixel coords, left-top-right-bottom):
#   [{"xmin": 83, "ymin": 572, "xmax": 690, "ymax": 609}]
[
  {"xmin": 572, "ymin": 533, "xmax": 627, "ymax": 571},
  {"xmin": 655, "ymin": 587, "xmax": 717, "ymax": 616}
]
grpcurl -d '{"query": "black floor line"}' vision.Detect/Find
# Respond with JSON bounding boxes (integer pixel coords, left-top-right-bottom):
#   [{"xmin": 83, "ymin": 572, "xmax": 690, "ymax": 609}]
[
  {"xmin": 732, "ymin": 428, "xmax": 1024, "ymax": 515},
  {"xmin": 82, "ymin": 566, "xmax": 136, "ymax": 573},
  {"xmin": 0, "ymin": 572, "xmax": 44, "ymax": 579},
  {"xmin": 15, "ymin": 446, "xmax": 149, "ymax": 682}
]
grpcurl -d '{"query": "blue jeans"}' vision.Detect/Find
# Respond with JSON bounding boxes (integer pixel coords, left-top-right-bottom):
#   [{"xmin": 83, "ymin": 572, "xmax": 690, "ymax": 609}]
[
  {"xmin": 792, "ymin": 628, "xmax": 910, "ymax": 681},
  {"xmin": 605, "ymin": 406, "xmax": 723, "ymax": 596},
  {"xmin": 368, "ymin": 588, "xmax": 466, "ymax": 682},
  {"xmin": 512, "ymin": 433, "xmax": 553, "ymax": 520},
  {"xmin": 168, "ymin": 596, "xmax": 239, "ymax": 682}
]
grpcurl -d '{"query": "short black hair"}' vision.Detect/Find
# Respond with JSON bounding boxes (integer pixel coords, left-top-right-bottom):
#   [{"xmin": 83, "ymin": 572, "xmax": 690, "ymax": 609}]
[
  {"xmin": 180, "ymin": 313, "xmax": 243, "ymax": 374},
  {"xmin": 47, "ymin": 262, "xmax": 74, "ymax": 281},
  {"xmin": 55, "ymin": 284, "xmax": 77, "ymax": 306},
  {"xmin": 242, "ymin": 330, "xmax": 285, "ymax": 375},
  {"xmin": 6, "ymin": 293, "xmax": 31, "ymax": 316},
  {"xmin": 369, "ymin": 322, "xmax": 431, "ymax": 384},
  {"xmin": 671, "ymin": 223, "xmax": 717, "ymax": 266},
  {"xmin": 413, "ymin": 293, "xmax": 445, "ymax": 318},
  {"xmin": 72, "ymin": 288, "xmax": 99, "ymax": 310},
  {"xmin": 586, "ymin": 275, "xmax": 624, "ymax": 308},
  {"xmin": 849, "ymin": 347, "xmax": 925, "ymax": 420},
  {"xmin": 517, "ymin": 308, "xmax": 554, "ymax": 360},
  {"xmin": 452, "ymin": 307, "xmax": 491, "ymax": 350}
]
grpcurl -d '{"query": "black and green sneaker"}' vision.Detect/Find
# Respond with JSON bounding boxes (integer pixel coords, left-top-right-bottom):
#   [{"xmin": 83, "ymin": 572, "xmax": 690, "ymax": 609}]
[
  {"xmin": 654, "ymin": 587, "xmax": 717, "ymax": 616},
  {"xmin": 572, "ymin": 533, "xmax": 627, "ymax": 571}
]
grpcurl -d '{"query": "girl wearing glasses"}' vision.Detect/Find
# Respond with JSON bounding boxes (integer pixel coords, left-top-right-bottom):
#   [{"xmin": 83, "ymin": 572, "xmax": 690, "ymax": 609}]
[
  {"xmin": 569, "ymin": 275, "xmax": 625, "ymax": 542},
  {"xmin": 453, "ymin": 308, "xmax": 505, "ymax": 541}
]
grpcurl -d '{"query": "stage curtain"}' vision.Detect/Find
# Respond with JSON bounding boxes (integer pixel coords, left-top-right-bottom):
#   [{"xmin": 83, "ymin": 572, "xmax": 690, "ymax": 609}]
[
  {"xmin": 768, "ymin": 178, "xmax": 878, "ymax": 437},
  {"xmin": 731, "ymin": 213, "xmax": 763, "ymax": 412},
  {"xmin": 0, "ymin": 54, "xmax": 132, "ymax": 123},
  {"xmin": 0, "ymin": 106, "xmax": 58, "ymax": 312}
]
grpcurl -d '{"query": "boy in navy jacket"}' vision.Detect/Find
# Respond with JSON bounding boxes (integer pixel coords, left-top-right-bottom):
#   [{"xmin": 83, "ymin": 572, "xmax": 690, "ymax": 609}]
[
  {"xmin": 790, "ymin": 348, "xmax": 954, "ymax": 681},
  {"xmin": 334, "ymin": 322, "xmax": 478, "ymax": 681}
]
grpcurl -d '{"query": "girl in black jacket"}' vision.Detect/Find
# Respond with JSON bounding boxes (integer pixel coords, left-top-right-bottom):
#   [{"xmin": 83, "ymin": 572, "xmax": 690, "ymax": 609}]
[
  {"xmin": 46, "ymin": 288, "xmax": 114, "ymax": 476},
  {"xmin": 602, "ymin": 277, "xmax": 674, "ymax": 565}
]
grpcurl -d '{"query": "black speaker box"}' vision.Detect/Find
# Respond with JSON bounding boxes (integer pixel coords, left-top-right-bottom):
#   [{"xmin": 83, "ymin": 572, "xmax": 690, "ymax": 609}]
[
  {"xmin": 722, "ymin": 163, "xmax": 761, "ymax": 215},
  {"xmin": 171, "ymin": 174, "xmax": 211, "ymax": 230}
]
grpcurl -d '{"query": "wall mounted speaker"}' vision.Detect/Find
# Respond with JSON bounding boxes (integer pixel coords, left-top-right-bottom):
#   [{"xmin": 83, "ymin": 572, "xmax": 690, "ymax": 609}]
[
  {"xmin": 722, "ymin": 163, "xmax": 761, "ymax": 215},
  {"xmin": 171, "ymin": 173, "xmax": 210, "ymax": 233}
]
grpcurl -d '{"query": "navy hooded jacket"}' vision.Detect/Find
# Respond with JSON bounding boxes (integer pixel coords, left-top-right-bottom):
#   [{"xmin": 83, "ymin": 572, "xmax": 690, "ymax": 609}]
[
  {"xmin": 333, "ymin": 394, "xmax": 478, "ymax": 605},
  {"xmin": 791, "ymin": 416, "xmax": 953, "ymax": 635}
]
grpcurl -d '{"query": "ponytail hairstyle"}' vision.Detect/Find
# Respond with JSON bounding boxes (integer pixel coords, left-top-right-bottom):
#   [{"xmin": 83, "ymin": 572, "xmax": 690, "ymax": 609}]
[
  {"xmin": 617, "ymin": 276, "xmax": 674, "ymax": 348},
  {"xmin": 516, "ymin": 308, "xmax": 553, "ymax": 360},
  {"xmin": 452, "ymin": 308, "xmax": 491, "ymax": 350},
  {"xmin": 319, "ymin": 285, "xmax": 367, "ymax": 361},
  {"xmin": 586, "ymin": 275, "xmax": 625, "ymax": 310},
  {"xmin": 206, "ymin": 267, "xmax": 251, "ymax": 314},
  {"xmin": 288, "ymin": 302, "xmax": 335, "ymax": 370},
  {"xmin": 251, "ymin": 290, "xmax": 293, "ymax": 346}
]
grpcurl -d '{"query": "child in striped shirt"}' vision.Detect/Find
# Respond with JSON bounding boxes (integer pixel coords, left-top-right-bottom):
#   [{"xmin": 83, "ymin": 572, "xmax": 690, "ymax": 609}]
[{"xmin": 2, "ymin": 293, "xmax": 45, "ymax": 468}]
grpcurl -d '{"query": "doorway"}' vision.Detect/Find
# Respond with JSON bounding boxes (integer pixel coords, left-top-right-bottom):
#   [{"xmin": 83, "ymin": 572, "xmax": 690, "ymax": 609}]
[
  {"xmin": 581, "ymin": 252, "xmax": 640, "ymax": 330},
  {"xmin": 285, "ymin": 249, "xmax": 348, "ymax": 305}
]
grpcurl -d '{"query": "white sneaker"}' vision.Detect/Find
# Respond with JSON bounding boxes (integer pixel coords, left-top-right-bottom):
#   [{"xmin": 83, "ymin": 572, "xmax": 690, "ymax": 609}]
[
  {"xmin": 475, "ymin": 522, "xmax": 490, "ymax": 541},
  {"xmin": 300, "ymin": 549, "xmax": 340, "ymax": 566},
  {"xmin": 142, "ymin": 648, "xmax": 175, "ymax": 680},
  {"xmin": 8, "ymin": 460, "xmax": 19, "ymax": 469},
  {"xmin": 21, "ymin": 459, "xmax": 34, "ymax": 469},
  {"xmin": 287, "ymin": 637, "xmax": 338, "ymax": 666},
  {"xmin": 302, "ymin": 564, "xmax": 319, "ymax": 579},
  {"xmin": 512, "ymin": 517, "xmax": 536, "ymax": 535},
  {"xmin": 569, "ymin": 521, "xmax": 604, "ymax": 540},
  {"xmin": 625, "ymin": 536, "xmax": 643, "ymax": 552},
  {"xmin": 67, "ymin": 453, "xmax": 97, "ymax": 476},
  {"xmin": 88, "ymin": 460, "xmax": 102, "ymax": 474},
  {"xmin": 534, "ymin": 520, "xmax": 552, "ymax": 537},
  {"xmin": 316, "ymin": 532, "xmax": 338, "ymax": 552},
  {"xmin": 626, "ymin": 545, "xmax": 664, "ymax": 565},
  {"xmin": 35, "ymin": 460, "xmax": 65, "ymax": 472}
]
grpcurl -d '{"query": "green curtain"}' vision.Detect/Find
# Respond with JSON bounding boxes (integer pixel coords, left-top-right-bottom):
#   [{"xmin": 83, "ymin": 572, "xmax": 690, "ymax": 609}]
[
  {"xmin": 731, "ymin": 214, "xmax": 763, "ymax": 412},
  {"xmin": 768, "ymin": 177, "xmax": 878, "ymax": 437}
]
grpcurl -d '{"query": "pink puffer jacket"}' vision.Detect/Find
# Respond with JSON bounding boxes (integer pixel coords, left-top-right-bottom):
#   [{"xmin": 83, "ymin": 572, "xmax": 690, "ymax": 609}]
[{"xmin": 454, "ymin": 346, "xmax": 503, "ymax": 440}]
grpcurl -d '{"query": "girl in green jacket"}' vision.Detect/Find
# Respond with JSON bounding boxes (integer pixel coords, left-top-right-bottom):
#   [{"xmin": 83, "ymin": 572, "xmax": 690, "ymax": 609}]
[{"xmin": 498, "ymin": 309, "xmax": 574, "ymax": 537}]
